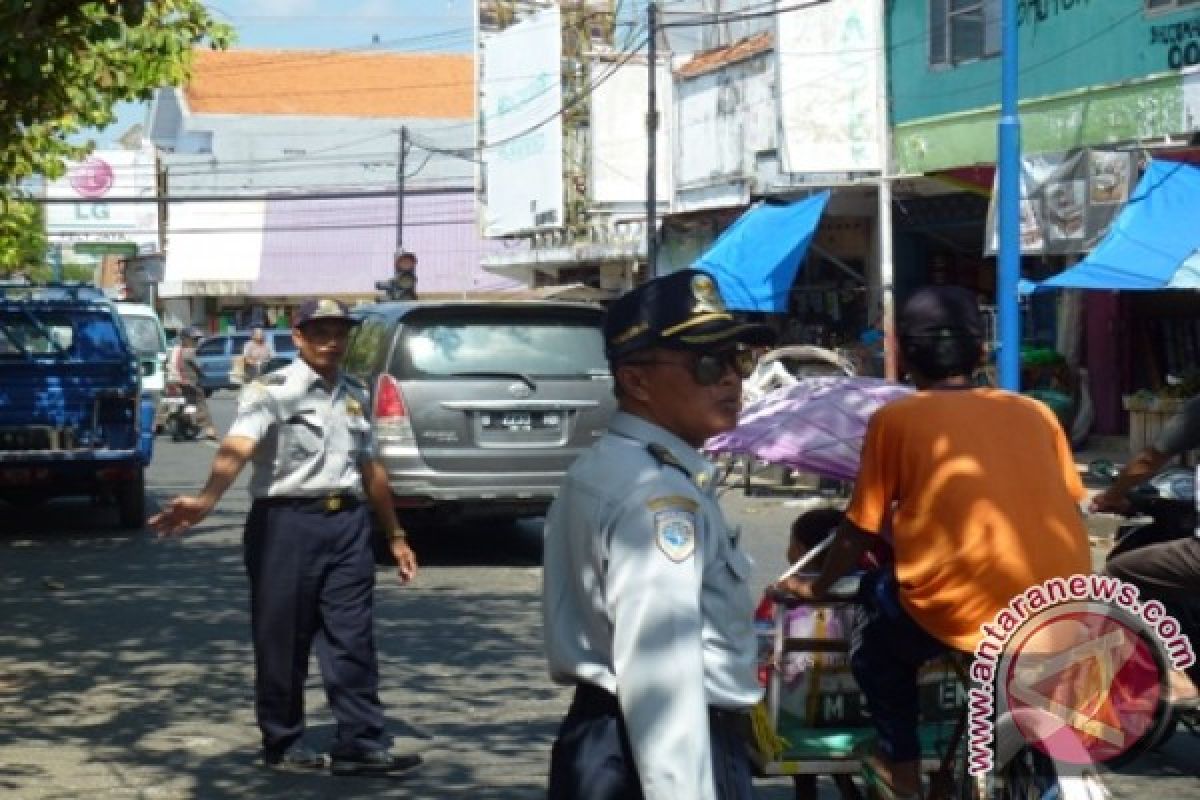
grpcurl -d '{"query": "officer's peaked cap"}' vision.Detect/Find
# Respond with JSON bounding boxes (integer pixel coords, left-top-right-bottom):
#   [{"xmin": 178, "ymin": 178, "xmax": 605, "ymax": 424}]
[
  {"xmin": 604, "ymin": 269, "xmax": 775, "ymax": 360},
  {"xmin": 293, "ymin": 297, "xmax": 360, "ymax": 329}
]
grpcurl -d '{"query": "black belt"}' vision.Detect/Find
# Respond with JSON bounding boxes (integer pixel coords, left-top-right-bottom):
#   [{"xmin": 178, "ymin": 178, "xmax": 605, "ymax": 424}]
[
  {"xmin": 572, "ymin": 682, "xmax": 752, "ymax": 741},
  {"xmin": 254, "ymin": 493, "xmax": 363, "ymax": 514}
]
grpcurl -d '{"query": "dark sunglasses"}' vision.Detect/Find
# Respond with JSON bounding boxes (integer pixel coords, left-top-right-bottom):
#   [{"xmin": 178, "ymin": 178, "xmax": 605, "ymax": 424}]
[{"xmin": 624, "ymin": 348, "xmax": 757, "ymax": 386}]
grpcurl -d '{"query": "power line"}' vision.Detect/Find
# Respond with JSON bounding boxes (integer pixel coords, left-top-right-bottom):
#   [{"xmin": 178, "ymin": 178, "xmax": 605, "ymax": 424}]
[
  {"xmin": 50, "ymin": 219, "xmax": 479, "ymax": 236},
  {"xmin": 30, "ymin": 187, "xmax": 473, "ymax": 205}
]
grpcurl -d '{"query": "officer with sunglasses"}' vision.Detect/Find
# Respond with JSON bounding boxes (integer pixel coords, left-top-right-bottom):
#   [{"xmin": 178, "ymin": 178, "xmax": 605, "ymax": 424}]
[{"xmin": 543, "ymin": 269, "xmax": 775, "ymax": 800}]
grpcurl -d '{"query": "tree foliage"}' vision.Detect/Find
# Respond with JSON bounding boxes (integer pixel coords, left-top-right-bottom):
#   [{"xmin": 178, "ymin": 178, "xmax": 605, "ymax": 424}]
[
  {"xmin": 0, "ymin": 0, "xmax": 232, "ymax": 273},
  {"xmin": 0, "ymin": 198, "xmax": 48, "ymax": 276}
]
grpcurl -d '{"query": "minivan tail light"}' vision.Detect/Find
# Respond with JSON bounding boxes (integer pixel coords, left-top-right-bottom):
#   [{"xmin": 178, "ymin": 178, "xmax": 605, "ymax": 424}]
[{"xmin": 374, "ymin": 374, "xmax": 416, "ymax": 445}]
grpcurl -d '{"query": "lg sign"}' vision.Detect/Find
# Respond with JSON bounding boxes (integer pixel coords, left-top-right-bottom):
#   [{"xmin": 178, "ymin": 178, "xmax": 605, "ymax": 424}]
[{"xmin": 69, "ymin": 157, "xmax": 115, "ymax": 199}]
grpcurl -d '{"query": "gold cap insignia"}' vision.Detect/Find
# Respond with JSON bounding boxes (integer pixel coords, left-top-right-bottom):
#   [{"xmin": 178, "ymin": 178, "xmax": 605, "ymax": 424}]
[
  {"xmin": 691, "ymin": 274, "xmax": 726, "ymax": 315},
  {"xmin": 317, "ymin": 298, "xmax": 341, "ymax": 315}
]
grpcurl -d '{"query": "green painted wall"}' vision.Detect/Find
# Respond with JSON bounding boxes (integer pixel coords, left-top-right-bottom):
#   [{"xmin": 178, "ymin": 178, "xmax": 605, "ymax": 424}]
[{"xmin": 888, "ymin": 0, "xmax": 1200, "ymax": 171}]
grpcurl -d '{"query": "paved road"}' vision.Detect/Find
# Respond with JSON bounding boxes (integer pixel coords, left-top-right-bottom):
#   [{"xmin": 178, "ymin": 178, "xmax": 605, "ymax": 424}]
[{"xmin": 0, "ymin": 392, "xmax": 1196, "ymax": 798}]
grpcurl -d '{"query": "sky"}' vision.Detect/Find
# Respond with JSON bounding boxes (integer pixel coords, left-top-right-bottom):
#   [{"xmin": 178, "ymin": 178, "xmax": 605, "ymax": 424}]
[{"xmin": 93, "ymin": 0, "xmax": 477, "ymax": 146}]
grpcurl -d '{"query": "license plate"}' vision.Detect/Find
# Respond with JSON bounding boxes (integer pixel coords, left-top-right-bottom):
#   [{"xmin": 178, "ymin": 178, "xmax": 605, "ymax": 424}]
[
  {"xmin": 500, "ymin": 412, "xmax": 531, "ymax": 430},
  {"xmin": 481, "ymin": 411, "xmax": 560, "ymax": 432}
]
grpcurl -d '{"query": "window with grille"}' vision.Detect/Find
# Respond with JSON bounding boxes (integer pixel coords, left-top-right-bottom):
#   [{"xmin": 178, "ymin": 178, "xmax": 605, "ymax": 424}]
[
  {"xmin": 929, "ymin": 0, "xmax": 1001, "ymax": 67},
  {"xmin": 1146, "ymin": 0, "xmax": 1200, "ymax": 13}
]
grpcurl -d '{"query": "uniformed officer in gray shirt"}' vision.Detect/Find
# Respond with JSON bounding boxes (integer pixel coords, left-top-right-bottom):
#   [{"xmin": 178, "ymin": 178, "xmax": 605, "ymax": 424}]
[
  {"xmin": 544, "ymin": 269, "xmax": 775, "ymax": 800},
  {"xmin": 149, "ymin": 298, "xmax": 421, "ymax": 778}
]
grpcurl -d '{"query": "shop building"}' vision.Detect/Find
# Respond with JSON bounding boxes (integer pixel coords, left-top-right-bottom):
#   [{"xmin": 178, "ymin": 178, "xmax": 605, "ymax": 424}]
[
  {"xmin": 887, "ymin": 0, "xmax": 1200, "ymax": 435},
  {"xmin": 147, "ymin": 49, "xmax": 517, "ymax": 332},
  {"xmin": 658, "ymin": 0, "xmax": 891, "ymax": 365}
]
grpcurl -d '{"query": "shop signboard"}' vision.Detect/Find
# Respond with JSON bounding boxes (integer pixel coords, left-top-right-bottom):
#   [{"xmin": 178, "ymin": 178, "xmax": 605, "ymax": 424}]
[
  {"xmin": 481, "ymin": 7, "xmax": 564, "ymax": 237},
  {"xmin": 776, "ymin": 0, "xmax": 882, "ymax": 174},
  {"xmin": 44, "ymin": 148, "xmax": 159, "ymax": 250}
]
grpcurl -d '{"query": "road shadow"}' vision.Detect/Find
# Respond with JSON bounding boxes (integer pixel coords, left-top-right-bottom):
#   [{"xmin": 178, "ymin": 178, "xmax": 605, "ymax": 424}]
[
  {"xmin": 0, "ymin": 517, "xmax": 563, "ymax": 799},
  {"xmin": 398, "ymin": 517, "xmax": 545, "ymax": 569}
]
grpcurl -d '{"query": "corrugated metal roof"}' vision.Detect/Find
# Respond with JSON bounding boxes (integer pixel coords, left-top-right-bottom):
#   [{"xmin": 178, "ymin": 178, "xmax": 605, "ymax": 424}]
[
  {"xmin": 184, "ymin": 49, "xmax": 474, "ymax": 119},
  {"xmin": 676, "ymin": 32, "xmax": 773, "ymax": 79}
]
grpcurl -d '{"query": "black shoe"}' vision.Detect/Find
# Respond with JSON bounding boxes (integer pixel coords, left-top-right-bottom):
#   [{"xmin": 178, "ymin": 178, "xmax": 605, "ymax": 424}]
[
  {"xmin": 330, "ymin": 750, "xmax": 423, "ymax": 777},
  {"xmin": 263, "ymin": 744, "xmax": 330, "ymax": 773}
]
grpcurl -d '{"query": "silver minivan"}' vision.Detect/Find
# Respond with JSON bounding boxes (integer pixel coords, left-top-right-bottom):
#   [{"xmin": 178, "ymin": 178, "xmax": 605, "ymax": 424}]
[{"xmin": 344, "ymin": 301, "xmax": 616, "ymax": 526}]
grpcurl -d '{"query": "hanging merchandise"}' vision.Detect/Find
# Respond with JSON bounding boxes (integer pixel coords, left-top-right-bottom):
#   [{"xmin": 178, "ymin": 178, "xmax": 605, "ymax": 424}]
[{"xmin": 984, "ymin": 148, "xmax": 1135, "ymax": 256}]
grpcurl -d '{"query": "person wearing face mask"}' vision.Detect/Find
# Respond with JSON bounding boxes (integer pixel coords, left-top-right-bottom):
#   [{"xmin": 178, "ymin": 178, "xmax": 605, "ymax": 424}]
[
  {"xmin": 543, "ymin": 269, "xmax": 776, "ymax": 800},
  {"xmin": 149, "ymin": 298, "xmax": 421, "ymax": 778}
]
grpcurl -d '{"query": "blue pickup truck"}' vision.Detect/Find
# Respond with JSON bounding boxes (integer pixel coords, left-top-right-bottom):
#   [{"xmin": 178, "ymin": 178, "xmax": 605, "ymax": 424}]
[{"xmin": 0, "ymin": 282, "xmax": 154, "ymax": 529}]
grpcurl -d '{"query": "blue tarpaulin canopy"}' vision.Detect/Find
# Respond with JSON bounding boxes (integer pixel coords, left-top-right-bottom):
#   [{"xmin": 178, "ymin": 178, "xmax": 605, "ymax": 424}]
[
  {"xmin": 694, "ymin": 190, "xmax": 831, "ymax": 312},
  {"xmin": 1023, "ymin": 160, "xmax": 1200, "ymax": 293}
]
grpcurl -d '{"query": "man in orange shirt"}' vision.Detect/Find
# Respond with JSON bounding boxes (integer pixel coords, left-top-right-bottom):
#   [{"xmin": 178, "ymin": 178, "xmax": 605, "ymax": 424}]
[{"xmin": 775, "ymin": 286, "xmax": 1091, "ymax": 799}]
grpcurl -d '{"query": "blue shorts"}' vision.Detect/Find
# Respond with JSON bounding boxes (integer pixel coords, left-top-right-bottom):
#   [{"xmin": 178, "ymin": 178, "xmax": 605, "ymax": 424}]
[{"xmin": 850, "ymin": 570, "xmax": 949, "ymax": 762}]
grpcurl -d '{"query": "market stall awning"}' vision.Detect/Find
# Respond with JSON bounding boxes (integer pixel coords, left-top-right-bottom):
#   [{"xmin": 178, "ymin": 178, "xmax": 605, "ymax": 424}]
[
  {"xmin": 695, "ymin": 190, "xmax": 830, "ymax": 312},
  {"xmin": 1024, "ymin": 160, "xmax": 1200, "ymax": 292}
]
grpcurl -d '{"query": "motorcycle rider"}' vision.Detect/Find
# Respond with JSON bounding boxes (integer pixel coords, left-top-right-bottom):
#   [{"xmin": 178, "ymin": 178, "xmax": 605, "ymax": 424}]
[
  {"xmin": 772, "ymin": 286, "xmax": 1092, "ymax": 799},
  {"xmin": 166, "ymin": 327, "xmax": 217, "ymax": 440},
  {"xmin": 1091, "ymin": 394, "xmax": 1200, "ymax": 703}
]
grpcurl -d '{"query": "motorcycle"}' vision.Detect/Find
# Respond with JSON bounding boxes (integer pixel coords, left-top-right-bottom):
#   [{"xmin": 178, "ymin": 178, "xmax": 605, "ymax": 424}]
[
  {"xmin": 160, "ymin": 382, "xmax": 202, "ymax": 442},
  {"xmin": 1091, "ymin": 459, "xmax": 1200, "ymax": 749}
]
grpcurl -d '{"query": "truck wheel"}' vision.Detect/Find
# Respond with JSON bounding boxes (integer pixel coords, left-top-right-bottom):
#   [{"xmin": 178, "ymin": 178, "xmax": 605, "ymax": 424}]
[{"xmin": 117, "ymin": 470, "xmax": 146, "ymax": 530}]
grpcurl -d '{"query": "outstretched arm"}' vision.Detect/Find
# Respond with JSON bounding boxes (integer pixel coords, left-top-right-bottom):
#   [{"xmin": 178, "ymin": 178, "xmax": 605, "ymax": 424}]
[
  {"xmin": 148, "ymin": 435, "xmax": 256, "ymax": 536},
  {"xmin": 773, "ymin": 519, "xmax": 873, "ymax": 600}
]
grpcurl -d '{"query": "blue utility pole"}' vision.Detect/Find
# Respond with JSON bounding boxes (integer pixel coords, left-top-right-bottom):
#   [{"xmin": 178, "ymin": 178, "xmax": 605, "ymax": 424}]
[{"xmin": 997, "ymin": 0, "xmax": 1021, "ymax": 390}]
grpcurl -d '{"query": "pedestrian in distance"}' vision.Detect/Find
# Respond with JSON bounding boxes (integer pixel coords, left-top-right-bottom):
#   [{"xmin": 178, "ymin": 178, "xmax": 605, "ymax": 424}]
[
  {"xmin": 241, "ymin": 326, "xmax": 274, "ymax": 382},
  {"xmin": 543, "ymin": 268, "xmax": 776, "ymax": 800},
  {"xmin": 148, "ymin": 297, "xmax": 422, "ymax": 777}
]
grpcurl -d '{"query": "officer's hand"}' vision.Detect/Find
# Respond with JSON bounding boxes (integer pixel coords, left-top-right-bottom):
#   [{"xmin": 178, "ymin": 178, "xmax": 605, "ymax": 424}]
[
  {"xmin": 390, "ymin": 539, "xmax": 418, "ymax": 584},
  {"xmin": 148, "ymin": 496, "xmax": 214, "ymax": 537},
  {"xmin": 768, "ymin": 575, "xmax": 819, "ymax": 605},
  {"xmin": 1088, "ymin": 489, "xmax": 1130, "ymax": 515}
]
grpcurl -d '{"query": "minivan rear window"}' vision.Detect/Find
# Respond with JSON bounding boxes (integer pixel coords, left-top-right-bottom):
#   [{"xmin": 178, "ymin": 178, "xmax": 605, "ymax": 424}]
[{"xmin": 398, "ymin": 311, "xmax": 609, "ymax": 379}]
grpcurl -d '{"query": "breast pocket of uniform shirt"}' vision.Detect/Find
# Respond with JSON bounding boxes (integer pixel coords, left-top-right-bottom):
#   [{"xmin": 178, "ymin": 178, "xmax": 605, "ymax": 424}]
[
  {"xmin": 718, "ymin": 545, "xmax": 757, "ymax": 622},
  {"xmin": 340, "ymin": 414, "xmax": 373, "ymax": 460},
  {"xmin": 284, "ymin": 408, "xmax": 324, "ymax": 458}
]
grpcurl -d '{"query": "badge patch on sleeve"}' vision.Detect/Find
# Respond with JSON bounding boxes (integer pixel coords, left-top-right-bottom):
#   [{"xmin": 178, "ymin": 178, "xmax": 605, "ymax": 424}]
[{"xmin": 655, "ymin": 509, "xmax": 696, "ymax": 562}]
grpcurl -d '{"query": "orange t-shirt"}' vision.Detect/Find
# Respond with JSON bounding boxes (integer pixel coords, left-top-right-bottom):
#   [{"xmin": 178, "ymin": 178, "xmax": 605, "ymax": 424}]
[{"xmin": 844, "ymin": 388, "xmax": 1091, "ymax": 652}]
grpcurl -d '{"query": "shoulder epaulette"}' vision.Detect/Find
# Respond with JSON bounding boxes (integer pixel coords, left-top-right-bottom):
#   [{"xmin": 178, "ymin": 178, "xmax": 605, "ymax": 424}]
[
  {"xmin": 344, "ymin": 374, "xmax": 367, "ymax": 390},
  {"xmin": 647, "ymin": 442, "xmax": 692, "ymax": 478},
  {"xmin": 263, "ymin": 373, "xmax": 288, "ymax": 386}
]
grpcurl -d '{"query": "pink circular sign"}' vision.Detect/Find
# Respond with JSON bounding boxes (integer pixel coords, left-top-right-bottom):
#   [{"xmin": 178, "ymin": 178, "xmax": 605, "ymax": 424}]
[{"xmin": 69, "ymin": 157, "xmax": 115, "ymax": 199}]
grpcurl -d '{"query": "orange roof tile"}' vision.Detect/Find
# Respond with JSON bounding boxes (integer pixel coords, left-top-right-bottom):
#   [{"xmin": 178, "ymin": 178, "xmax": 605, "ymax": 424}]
[
  {"xmin": 184, "ymin": 49, "xmax": 474, "ymax": 119},
  {"xmin": 676, "ymin": 32, "xmax": 773, "ymax": 79}
]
